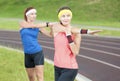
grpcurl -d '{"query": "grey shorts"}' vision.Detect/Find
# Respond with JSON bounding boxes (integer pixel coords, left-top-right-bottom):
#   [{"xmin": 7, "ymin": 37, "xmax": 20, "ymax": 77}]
[{"xmin": 24, "ymin": 50, "xmax": 44, "ymax": 68}]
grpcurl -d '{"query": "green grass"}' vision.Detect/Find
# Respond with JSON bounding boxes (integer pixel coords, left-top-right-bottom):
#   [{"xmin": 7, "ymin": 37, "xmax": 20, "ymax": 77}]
[
  {"xmin": 73, "ymin": 21, "xmax": 120, "ymax": 28},
  {"xmin": 0, "ymin": 19, "xmax": 19, "ymax": 30},
  {"xmin": 0, "ymin": 46, "xmax": 54, "ymax": 81},
  {"xmin": 0, "ymin": 0, "xmax": 120, "ymax": 25}
]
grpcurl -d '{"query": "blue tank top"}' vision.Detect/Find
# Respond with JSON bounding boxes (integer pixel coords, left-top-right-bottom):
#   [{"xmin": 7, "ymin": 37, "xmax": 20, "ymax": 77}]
[{"xmin": 20, "ymin": 28, "xmax": 42, "ymax": 54}]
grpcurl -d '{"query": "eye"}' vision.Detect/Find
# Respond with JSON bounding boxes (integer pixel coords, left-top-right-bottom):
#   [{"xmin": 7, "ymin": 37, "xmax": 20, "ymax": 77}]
[
  {"xmin": 67, "ymin": 14, "xmax": 70, "ymax": 17},
  {"xmin": 31, "ymin": 13, "xmax": 36, "ymax": 15},
  {"xmin": 62, "ymin": 15, "xmax": 65, "ymax": 18}
]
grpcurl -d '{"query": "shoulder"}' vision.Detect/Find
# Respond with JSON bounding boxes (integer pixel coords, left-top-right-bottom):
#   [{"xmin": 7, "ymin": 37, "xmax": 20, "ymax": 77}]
[
  {"xmin": 51, "ymin": 22, "xmax": 60, "ymax": 30},
  {"xmin": 52, "ymin": 22, "xmax": 59, "ymax": 27},
  {"xmin": 71, "ymin": 26, "xmax": 79, "ymax": 31},
  {"xmin": 19, "ymin": 20, "xmax": 26, "ymax": 25},
  {"xmin": 71, "ymin": 26, "xmax": 79, "ymax": 34},
  {"xmin": 71, "ymin": 27, "xmax": 81, "ymax": 36},
  {"xmin": 19, "ymin": 20, "xmax": 26, "ymax": 27}
]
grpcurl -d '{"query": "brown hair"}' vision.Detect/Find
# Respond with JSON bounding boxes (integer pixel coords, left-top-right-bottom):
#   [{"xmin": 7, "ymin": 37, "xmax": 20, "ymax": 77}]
[
  {"xmin": 24, "ymin": 7, "xmax": 35, "ymax": 21},
  {"xmin": 57, "ymin": 6, "xmax": 71, "ymax": 15}
]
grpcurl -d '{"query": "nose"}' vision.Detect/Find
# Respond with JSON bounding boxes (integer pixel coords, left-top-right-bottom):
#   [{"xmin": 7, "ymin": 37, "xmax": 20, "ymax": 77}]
[
  {"xmin": 34, "ymin": 14, "xmax": 37, "ymax": 18},
  {"xmin": 64, "ymin": 16, "xmax": 69, "ymax": 20}
]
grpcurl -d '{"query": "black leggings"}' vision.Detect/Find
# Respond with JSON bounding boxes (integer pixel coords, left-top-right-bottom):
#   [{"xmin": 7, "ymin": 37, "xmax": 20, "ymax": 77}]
[{"xmin": 54, "ymin": 66, "xmax": 78, "ymax": 81}]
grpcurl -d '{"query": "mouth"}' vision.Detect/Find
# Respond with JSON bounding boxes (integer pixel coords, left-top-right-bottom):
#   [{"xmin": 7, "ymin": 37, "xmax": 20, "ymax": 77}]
[{"xmin": 63, "ymin": 20, "xmax": 69, "ymax": 23}]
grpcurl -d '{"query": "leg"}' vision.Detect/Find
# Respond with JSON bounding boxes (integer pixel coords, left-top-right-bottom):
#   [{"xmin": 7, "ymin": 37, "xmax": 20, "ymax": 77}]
[
  {"xmin": 54, "ymin": 66, "xmax": 61, "ymax": 81},
  {"xmin": 26, "ymin": 68, "xmax": 36, "ymax": 81},
  {"xmin": 34, "ymin": 51, "xmax": 44, "ymax": 81},
  {"xmin": 24, "ymin": 54, "xmax": 35, "ymax": 81},
  {"xmin": 35, "ymin": 65, "xmax": 44, "ymax": 81},
  {"xmin": 58, "ymin": 69, "xmax": 78, "ymax": 81}
]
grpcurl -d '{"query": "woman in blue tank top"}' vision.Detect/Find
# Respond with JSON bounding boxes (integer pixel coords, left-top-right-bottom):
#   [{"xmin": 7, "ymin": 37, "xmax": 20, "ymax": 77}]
[{"xmin": 19, "ymin": 7, "xmax": 52, "ymax": 81}]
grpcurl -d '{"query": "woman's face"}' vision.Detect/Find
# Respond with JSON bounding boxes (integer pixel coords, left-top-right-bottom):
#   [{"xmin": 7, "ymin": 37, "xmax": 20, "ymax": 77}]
[
  {"xmin": 27, "ymin": 11, "xmax": 37, "ymax": 22},
  {"xmin": 59, "ymin": 12, "xmax": 72, "ymax": 26}
]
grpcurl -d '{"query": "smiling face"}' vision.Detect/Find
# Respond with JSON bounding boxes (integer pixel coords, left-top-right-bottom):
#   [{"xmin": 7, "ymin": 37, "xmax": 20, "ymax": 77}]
[
  {"xmin": 26, "ymin": 9, "xmax": 37, "ymax": 22},
  {"xmin": 24, "ymin": 7, "xmax": 37, "ymax": 22},
  {"xmin": 59, "ymin": 12, "xmax": 72, "ymax": 26},
  {"xmin": 27, "ymin": 11, "xmax": 37, "ymax": 22},
  {"xmin": 58, "ymin": 8, "xmax": 72, "ymax": 26}
]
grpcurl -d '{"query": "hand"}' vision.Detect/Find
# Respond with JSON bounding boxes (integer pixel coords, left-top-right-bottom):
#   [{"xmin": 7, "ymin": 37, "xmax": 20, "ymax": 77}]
[
  {"xmin": 65, "ymin": 26, "xmax": 72, "ymax": 35},
  {"xmin": 48, "ymin": 22, "xmax": 56, "ymax": 27},
  {"xmin": 88, "ymin": 30, "xmax": 102, "ymax": 35}
]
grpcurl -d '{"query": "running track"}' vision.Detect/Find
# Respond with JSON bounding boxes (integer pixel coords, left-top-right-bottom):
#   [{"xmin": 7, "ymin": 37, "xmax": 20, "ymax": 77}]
[{"xmin": 0, "ymin": 30, "xmax": 120, "ymax": 81}]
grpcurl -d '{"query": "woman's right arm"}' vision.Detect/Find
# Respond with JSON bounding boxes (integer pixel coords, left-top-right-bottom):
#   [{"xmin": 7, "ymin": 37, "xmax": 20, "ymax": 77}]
[
  {"xmin": 40, "ymin": 27, "xmax": 53, "ymax": 37},
  {"xmin": 19, "ymin": 21, "xmax": 50, "ymax": 28}
]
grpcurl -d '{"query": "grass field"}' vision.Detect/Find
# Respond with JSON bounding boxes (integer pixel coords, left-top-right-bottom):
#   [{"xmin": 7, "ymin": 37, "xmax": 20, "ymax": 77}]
[
  {"xmin": 0, "ymin": 0, "xmax": 120, "ymax": 26},
  {"xmin": 0, "ymin": 46, "xmax": 54, "ymax": 81}
]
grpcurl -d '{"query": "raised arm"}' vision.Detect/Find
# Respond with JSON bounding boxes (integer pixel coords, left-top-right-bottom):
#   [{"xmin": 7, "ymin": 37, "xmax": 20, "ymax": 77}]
[
  {"xmin": 71, "ymin": 27, "xmax": 102, "ymax": 35},
  {"xmin": 40, "ymin": 27, "xmax": 53, "ymax": 38},
  {"xmin": 19, "ymin": 21, "xmax": 49, "ymax": 28},
  {"xmin": 65, "ymin": 27, "xmax": 81, "ymax": 55}
]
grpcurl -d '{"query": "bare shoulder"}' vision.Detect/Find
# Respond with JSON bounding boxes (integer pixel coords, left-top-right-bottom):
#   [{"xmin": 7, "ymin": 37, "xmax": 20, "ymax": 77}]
[
  {"xmin": 71, "ymin": 26, "xmax": 80, "ymax": 34},
  {"xmin": 71, "ymin": 26, "xmax": 79, "ymax": 30},
  {"xmin": 52, "ymin": 22, "xmax": 59, "ymax": 27},
  {"xmin": 19, "ymin": 20, "xmax": 26, "ymax": 24},
  {"xmin": 51, "ymin": 22, "xmax": 59, "ymax": 29},
  {"xmin": 19, "ymin": 20, "xmax": 26, "ymax": 27}
]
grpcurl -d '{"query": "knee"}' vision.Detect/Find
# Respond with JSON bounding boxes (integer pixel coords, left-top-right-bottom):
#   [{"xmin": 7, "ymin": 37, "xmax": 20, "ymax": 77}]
[{"xmin": 28, "ymin": 74, "xmax": 35, "ymax": 81}]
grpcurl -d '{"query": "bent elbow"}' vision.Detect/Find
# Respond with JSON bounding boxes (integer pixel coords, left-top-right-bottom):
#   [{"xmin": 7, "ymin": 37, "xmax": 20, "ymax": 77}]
[{"xmin": 73, "ymin": 51, "xmax": 79, "ymax": 55}]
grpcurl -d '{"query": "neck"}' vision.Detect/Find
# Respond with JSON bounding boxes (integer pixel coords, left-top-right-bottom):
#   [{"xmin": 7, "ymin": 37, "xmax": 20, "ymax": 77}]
[
  {"xmin": 60, "ymin": 22, "xmax": 70, "ymax": 27},
  {"xmin": 27, "ymin": 19, "xmax": 34, "ymax": 23}
]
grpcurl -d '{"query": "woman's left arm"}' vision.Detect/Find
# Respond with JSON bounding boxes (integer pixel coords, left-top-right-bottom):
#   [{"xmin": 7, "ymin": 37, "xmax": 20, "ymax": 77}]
[
  {"xmin": 71, "ymin": 27, "xmax": 102, "ymax": 35},
  {"xmin": 69, "ymin": 33, "xmax": 81, "ymax": 55},
  {"xmin": 65, "ymin": 27, "xmax": 81, "ymax": 55}
]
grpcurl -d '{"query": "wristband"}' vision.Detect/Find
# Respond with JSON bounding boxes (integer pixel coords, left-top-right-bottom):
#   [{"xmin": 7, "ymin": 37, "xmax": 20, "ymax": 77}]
[
  {"xmin": 46, "ymin": 22, "xmax": 49, "ymax": 27},
  {"xmin": 66, "ymin": 35, "xmax": 73, "ymax": 43},
  {"xmin": 87, "ymin": 29, "xmax": 90, "ymax": 34},
  {"xmin": 80, "ymin": 29, "xmax": 88, "ymax": 34}
]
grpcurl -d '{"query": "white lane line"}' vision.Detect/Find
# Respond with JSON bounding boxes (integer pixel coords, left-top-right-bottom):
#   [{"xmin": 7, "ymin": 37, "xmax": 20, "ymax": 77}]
[
  {"xmin": 81, "ymin": 47, "xmax": 120, "ymax": 57},
  {"xmin": 39, "ymin": 40, "xmax": 53, "ymax": 44},
  {"xmin": 42, "ymin": 45, "xmax": 54, "ymax": 50},
  {"xmin": 82, "ymin": 42, "xmax": 120, "ymax": 50},
  {"xmin": 78, "ymin": 54, "xmax": 120, "ymax": 70},
  {"xmin": 76, "ymin": 73, "xmax": 92, "ymax": 81},
  {"xmin": 39, "ymin": 37, "xmax": 53, "ymax": 41},
  {"xmin": 83, "ymin": 39, "xmax": 120, "ymax": 45},
  {"xmin": 0, "ymin": 39, "xmax": 21, "ymax": 44}
]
